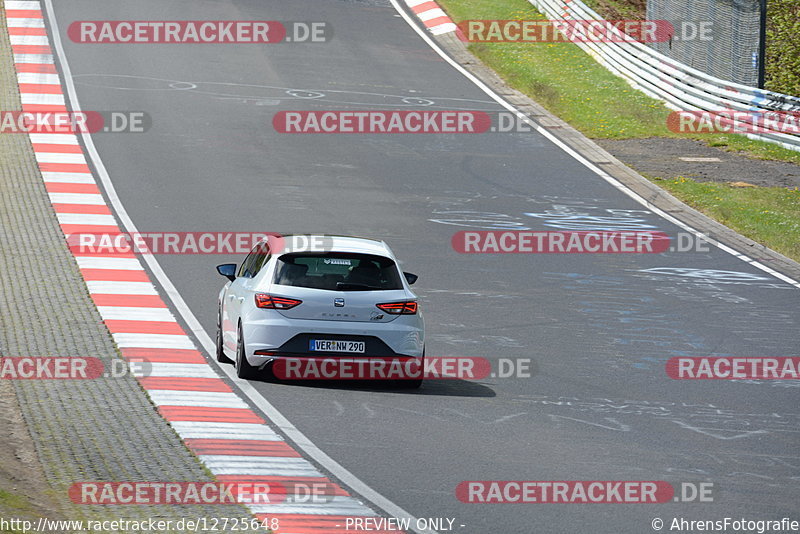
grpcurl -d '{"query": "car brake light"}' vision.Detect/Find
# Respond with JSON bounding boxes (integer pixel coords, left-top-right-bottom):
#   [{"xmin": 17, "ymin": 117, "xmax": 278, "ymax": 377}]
[
  {"xmin": 376, "ymin": 301, "xmax": 418, "ymax": 315},
  {"xmin": 255, "ymin": 294, "xmax": 302, "ymax": 309}
]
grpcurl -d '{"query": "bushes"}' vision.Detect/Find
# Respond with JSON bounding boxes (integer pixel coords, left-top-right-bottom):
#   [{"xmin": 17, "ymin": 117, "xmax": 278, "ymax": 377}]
[{"xmin": 765, "ymin": 0, "xmax": 800, "ymax": 96}]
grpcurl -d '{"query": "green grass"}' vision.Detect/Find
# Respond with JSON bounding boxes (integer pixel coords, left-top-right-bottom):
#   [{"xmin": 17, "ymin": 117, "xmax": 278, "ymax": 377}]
[
  {"xmin": 654, "ymin": 178, "xmax": 800, "ymax": 262},
  {"xmin": 438, "ymin": 0, "xmax": 800, "ymax": 262},
  {"xmin": 438, "ymin": 0, "xmax": 800, "ymax": 164},
  {"xmin": 0, "ymin": 490, "xmax": 36, "ymax": 533}
]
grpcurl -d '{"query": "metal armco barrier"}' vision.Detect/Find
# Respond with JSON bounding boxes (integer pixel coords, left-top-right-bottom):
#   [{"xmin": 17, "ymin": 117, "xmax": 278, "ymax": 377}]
[{"xmin": 527, "ymin": 0, "xmax": 800, "ymax": 151}]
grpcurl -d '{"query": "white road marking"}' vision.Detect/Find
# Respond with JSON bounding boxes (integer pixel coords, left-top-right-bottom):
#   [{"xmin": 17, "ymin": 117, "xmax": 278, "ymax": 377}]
[
  {"xmin": 86, "ymin": 280, "xmax": 157, "ymax": 295},
  {"xmin": 199, "ymin": 456, "xmax": 324, "ymax": 478},
  {"xmin": 147, "ymin": 390, "xmax": 248, "ymax": 409},
  {"xmin": 6, "ymin": 18, "xmax": 46, "ymax": 28},
  {"xmin": 429, "ymin": 22, "xmax": 458, "ymax": 35},
  {"xmin": 111, "ymin": 333, "xmax": 195, "ymax": 350},
  {"xmin": 31, "ymin": 133, "xmax": 80, "ymax": 144},
  {"xmin": 170, "ymin": 421, "xmax": 282, "ymax": 441},
  {"xmin": 56, "ymin": 212, "xmax": 116, "ymax": 226},
  {"xmin": 96, "ymin": 306, "xmax": 175, "ymax": 321},
  {"xmin": 35, "ymin": 151, "xmax": 85, "ymax": 163},
  {"xmin": 6, "ymin": 0, "xmax": 42, "ymax": 8},
  {"xmin": 249, "ymin": 497, "xmax": 374, "ymax": 516},
  {"xmin": 49, "ymin": 192, "xmax": 105, "ymax": 205},
  {"xmin": 17, "ymin": 71, "xmax": 59, "ymax": 83},
  {"xmin": 679, "ymin": 157, "xmax": 722, "ymax": 162},
  {"xmin": 43, "ymin": 172, "xmax": 95, "ymax": 183},
  {"xmin": 145, "ymin": 362, "xmax": 221, "ymax": 378},
  {"xmin": 21, "ymin": 92, "xmax": 64, "ymax": 105},
  {"xmin": 12, "ymin": 54, "xmax": 52, "ymax": 65},
  {"xmin": 417, "ymin": 8, "xmax": 446, "ymax": 21},
  {"xmin": 75, "ymin": 256, "xmax": 143, "ymax": 270}
]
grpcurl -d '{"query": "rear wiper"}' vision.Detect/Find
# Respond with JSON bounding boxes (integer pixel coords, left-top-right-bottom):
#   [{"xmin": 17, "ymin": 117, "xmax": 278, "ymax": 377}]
[{"xmin": 336, "ymin": 282, "xmax": 379, "ymax": 291}]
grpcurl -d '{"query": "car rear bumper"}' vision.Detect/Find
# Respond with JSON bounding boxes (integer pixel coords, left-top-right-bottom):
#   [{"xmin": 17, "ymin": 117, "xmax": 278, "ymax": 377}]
[{"xmin": 241, "ymin": 313, "xmax": 424, "ymax": 365}]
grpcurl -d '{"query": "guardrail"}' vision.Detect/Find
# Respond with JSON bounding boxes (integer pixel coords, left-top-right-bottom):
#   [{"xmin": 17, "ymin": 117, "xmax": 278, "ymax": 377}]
[{"xmin": 526, "ymin": 0, "xmax": 800, "ymax": 152}]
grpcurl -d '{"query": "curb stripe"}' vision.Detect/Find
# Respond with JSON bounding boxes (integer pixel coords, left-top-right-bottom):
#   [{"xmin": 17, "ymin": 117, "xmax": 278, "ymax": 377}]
[
  {"xmin": 145, "ymin": 362, "xmax": 224, "ymax": 377},
  {"xmin": 13, "ymin": 61, "xmax": 55, "ymax": 71},
  {"xmin": 159, "ymin": 407, "xmax": 266, "ymax": 424},
  {"xmin": 45, "ymin": 182, "xmax": 101, "ymax": 193},
  {"xmin": 139, "ymin": 377, "xmax": 232, "ymax": 393},
  {"xmin": 53, "ymin": 204, "xmax": 111, "ymax": 214},
  {"xmin": 147, "ymin": 390, "xmax": 248, "ymax": 408},
  {"xmin": 120, "ymin": 348, "xmax": 205, "ymax": 363},
  {"xmin": 104, "ymin": 320, "xmax": 185, "ymax": 335},
  {"xmin": 8, "ymin": 1, "xmax": 407, "ymax": 529},
  {"xmin": 185, "ymin": 439, "xmax": 299, "ymax": 457},
  {"xmin": 96, "ymin": 306, "xmax": 174, "ymax": 321},
  {"xmin": 91, "ymin": 294, "xmax": 167, "ymax": 308},
  {"xmin": 172, "ymin": 422, "xmax": 281, "ymax": 441},
  {"xmin": 111, "ymin": 333, "xmax": 195, "ymax": 349},
  {"xmin": 42, "ymin": 172, "xmax": 95, "ymax": 183},
  {"xmin": 34, "ymin": 143, "xmax": 84, "ymax": 152},
  {"xmin": 403, "ymin": 0, "xmax": 455, "ymax": 34},
  {"xmin": 81, "ymin": 269, "xmax": 150, "ymax": 282},
  {"xmin": 75, "ymin": 256, "xmax": 142, "ymax": 269},
  {"xmin": 49, "ymin": 192, "xmax": 105, "ymax": 204},
  {"xmin": 410, "ymin": 2, "xmax": 438, "ymax": 13},
  {"xmin": 256, "ymin": 514, "xmax": 405, "ymax": 534},
  {"xmin": 85, "ymin": 280, "xmax": 157, "ymax": 295}
]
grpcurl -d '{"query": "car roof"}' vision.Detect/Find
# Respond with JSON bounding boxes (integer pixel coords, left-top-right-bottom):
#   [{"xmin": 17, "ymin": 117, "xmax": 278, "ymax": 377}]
[{"xmin": 275, "ymin": 234, "xmax": 394, "ymax": 257}]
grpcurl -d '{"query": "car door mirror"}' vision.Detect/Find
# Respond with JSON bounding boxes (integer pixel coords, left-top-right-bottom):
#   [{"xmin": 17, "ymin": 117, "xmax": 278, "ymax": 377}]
[
  {"xmin": 217, "ymin": 263, "xmax": 237, "ymax": 282},
  {"xmin": 403, "ymin": 272, "xmax": 418, "ymax": 285}
]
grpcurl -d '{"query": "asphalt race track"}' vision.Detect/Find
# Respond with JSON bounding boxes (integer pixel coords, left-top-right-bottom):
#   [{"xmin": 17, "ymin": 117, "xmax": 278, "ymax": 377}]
[{"xmin": 49, "ymin": 0, "xmax": 800, "ymax": 532}]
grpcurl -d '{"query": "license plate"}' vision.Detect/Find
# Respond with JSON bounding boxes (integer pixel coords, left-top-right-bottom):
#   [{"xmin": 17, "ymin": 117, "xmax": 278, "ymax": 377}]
[{"xmin": 309, "ymin": 340, "xmax": 366, "ymax": 353}]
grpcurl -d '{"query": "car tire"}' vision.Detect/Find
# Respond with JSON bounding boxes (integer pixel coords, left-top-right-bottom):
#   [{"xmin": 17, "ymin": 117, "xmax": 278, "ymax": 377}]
[
  {"xmin": 216, "ymin": 309, "xmax": 233, "ymax": 364},
  {"xmin": 398, "ymin": 350, "xmax": 424, "ymax": 389},
  {"xmin": 235, "ymin": 324, "xmax": 258, "ymax": 380}
]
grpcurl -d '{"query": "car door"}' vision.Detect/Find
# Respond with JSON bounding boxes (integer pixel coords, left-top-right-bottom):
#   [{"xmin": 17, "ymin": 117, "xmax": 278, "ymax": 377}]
[{"xmin": 223, "ymin": 242, "xmax": 270, "ymax": 350}]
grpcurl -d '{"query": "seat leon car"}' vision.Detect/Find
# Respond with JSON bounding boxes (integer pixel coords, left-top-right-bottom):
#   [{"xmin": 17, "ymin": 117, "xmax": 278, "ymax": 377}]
[{"xmin": 215, "ymin": 235, "xmax": 425, "ymax": 387}]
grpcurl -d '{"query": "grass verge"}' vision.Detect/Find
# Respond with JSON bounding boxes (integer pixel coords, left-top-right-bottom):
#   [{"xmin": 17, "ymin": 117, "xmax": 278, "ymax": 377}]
[
  {"xmin": 437, "ymin": 0, "xmax": 800, "ymax": 165},
  {"xmin": 0, "ymin": 490, "xmax": 37, "ymax": 533},
  {"xmin": 655, "ymin": 178, "xmax": 800, "ymax": 262},
  {"xmin": 436, "ymin": 0, "xmax": 800, "ymax": 264}
]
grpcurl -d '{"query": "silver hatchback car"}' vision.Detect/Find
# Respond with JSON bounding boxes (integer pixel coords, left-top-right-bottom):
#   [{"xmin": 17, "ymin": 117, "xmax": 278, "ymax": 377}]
[{"xmin": 216, "ymin": 235, "xmax": 425, "ymax": 387}]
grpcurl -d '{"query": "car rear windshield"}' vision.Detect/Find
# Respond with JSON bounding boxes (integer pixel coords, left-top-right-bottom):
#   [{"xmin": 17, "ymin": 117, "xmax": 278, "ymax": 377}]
[{"xmin": 274, "ymin": 253, "xmax": 403, "ymax": 291}]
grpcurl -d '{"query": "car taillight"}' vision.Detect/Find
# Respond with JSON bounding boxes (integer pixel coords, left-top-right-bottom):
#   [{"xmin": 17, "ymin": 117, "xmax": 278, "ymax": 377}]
[
  {"xmin": 255, "ymin": 294, "xmax": 302, "ymax": 309},
  {"xmin": 376, "ymin": 301, "xmax": 418, "ymax": 315}
]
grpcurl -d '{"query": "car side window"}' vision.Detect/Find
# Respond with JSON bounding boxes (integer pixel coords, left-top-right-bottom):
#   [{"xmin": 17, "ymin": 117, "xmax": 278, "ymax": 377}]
[
  {"xmin": 251, "ymin": 243, "xmax": 271, "ymax": 276},
  {"xmin": 238, "ymin": 251, "xmax": 256, "ymax": 278},
  {"xmin": 238, "ymin": 242, "xmax": 270, "ymax": 279}
]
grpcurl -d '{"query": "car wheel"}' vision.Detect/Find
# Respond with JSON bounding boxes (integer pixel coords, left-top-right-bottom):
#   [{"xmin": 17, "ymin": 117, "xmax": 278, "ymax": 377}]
[
  {"xmin": 398, "ymin": 350, "xmax": 424, "ymax": 389},
  {"xmin": 235, "ymin": 324, "xmax": 258, "ymax": 380},
  {"xmin": 216, "ymin": 309, "xmax": 233, "ymax": 364}
]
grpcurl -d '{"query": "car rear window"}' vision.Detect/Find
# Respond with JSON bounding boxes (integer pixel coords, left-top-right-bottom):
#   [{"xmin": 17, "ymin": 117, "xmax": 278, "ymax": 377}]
[{"xmin": 274, "ymin": 253, "xmax": 403, "ymax": 291}]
